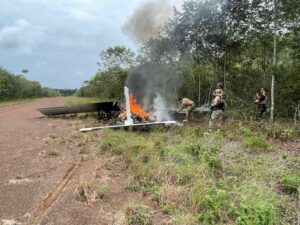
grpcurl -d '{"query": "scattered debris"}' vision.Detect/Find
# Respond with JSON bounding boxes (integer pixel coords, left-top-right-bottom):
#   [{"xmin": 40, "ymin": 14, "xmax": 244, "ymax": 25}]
[
  {"xmin": 80, "ymin": 87, "xmax": 181, "ymax": 132},
  {"xmin": 80, "ymin": 121, "xmax": 179, "ymax": 132},
  {"xmin": 37, "ymin": 101, "xmax": 120, "ymax": 116},
  {"xmin": 0, "ymin": 219, "xmax": 22, "ymax": 225},
  {"xmin": 8, "ymin": 178, "xmax": 33, "ymax": 185}
]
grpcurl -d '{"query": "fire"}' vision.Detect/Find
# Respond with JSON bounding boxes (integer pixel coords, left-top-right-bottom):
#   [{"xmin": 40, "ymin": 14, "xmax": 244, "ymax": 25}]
[{"xmin": 120, "ymin": 94, "xmax": 149, "ymax": 121}]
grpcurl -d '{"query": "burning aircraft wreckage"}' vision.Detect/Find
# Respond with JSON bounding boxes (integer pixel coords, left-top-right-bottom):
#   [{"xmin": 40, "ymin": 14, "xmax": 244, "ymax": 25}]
[{"xmin": 37, "ymin": 87, "xmax": 210, "ymax": 132}]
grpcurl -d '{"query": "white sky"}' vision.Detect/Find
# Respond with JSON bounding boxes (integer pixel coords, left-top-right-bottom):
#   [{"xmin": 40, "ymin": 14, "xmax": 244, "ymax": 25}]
[{"xmin": 0, "ymin": 0, "xmax": 182, "ymax": 88}]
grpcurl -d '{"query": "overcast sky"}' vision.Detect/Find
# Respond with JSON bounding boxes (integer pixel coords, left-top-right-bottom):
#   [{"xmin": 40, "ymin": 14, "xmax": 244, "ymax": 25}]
[{"xmin": 0, "ymin": 0, "xmax": 154, "ymax": 89}]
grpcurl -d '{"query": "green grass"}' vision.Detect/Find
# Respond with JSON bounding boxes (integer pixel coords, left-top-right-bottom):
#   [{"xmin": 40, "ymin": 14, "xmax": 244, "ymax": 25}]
[
  {"xmin": 96, "ymin": 124, "xmax": 299, "ymax": 224},
  {"xmin": 126, "ymin": 204, "xmax": 152, "ymax": 225},
  {"xmin": 0, "ymin": 98, "xmax": 46, "ymax": 107},
  {"xmin": 280, "ymin": 173, "xmax": 300, "ymax": 194},
  {"xmin": 76, "ymin": 180, "xmax": 108, "ymax": 202},
  {"xmin": 263, "ymin": 123, "xmax": 298, "ymax": 141},
  {"xmin": 64, "ymin": 96, "xmax": 106, "ymax": 106},
  {"xmin": 243, "ymin": 135, "xmax": 272, "ymax": 152},
  {"xmin": 0, "ymin": 96, "xmax": 108, "ymax": 108},
  {"xmin": 45, "ymin": 148, "xmax": 59, "ymax": 156}
]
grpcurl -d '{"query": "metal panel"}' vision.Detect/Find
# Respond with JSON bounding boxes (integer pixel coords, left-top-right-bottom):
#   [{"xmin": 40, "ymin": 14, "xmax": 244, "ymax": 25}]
[
  {"xmin": 37, "ymin": 101, "xmax": 120, "ymax": 116},
  {"xmin": 79, "ymin": 121, "xmax": 179, "ymax": 132}
]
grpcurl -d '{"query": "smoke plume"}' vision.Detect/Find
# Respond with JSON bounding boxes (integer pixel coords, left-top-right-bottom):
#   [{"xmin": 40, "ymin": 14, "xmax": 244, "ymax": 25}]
[
  {"xmin": 122, "ymin": 0, "xmax": 176, "ymax": 43},
  {"xmin": 125, "ymin": 63, "xmax": 183, "ymax": 121},
  {"xmin": 123, "ymin": 0, "xmax": 184, "ymax": 121}
]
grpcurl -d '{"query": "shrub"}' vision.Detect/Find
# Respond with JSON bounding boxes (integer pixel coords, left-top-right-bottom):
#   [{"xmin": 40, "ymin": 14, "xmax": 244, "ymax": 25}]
[
  {"xmin": 264, "ymin": 123, "xmax": 298, "ymax": 141},
  {"xmin": 46, "ymin": 148, "xmax": 59, "ymax": 156},
  {"xmin": 98, "ymin": 139, "xmax": 123, "ymax": 155},
  {"xmin": 95, "ymin": 126, "xmax": 296, "ymax": 224},
  {"xmin": 280, "ymin": 174, "xmax": 300, "ymax": 194},
  {"xmin": 126, "ymin": 205, "xmax": 152, "ymax": 225},
  {"xmin": 236, "ymin": 183, "xmax": 283, "ymax": 225},
  {"xmin": 94, "ymin": 183, "xmax": 108, "ymax": 199},
  {"xmin": 174, "ymin": 212, "xmax": 198, "ymax": 225},
  {"xmin": 160, "ymin": 202, "xmax": 173, "ymax": 215},
  {"xmin": 199, "ymin": 189, "xmax": 232, "ymax": 224},
  {"xmin": 243, "ymin": 136, "xmax": 272, "ymax": 152}
]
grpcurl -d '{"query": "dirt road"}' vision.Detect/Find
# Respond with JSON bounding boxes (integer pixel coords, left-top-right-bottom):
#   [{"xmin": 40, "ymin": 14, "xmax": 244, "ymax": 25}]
[{"xmin": 0, "ymin": 98, "xmax": 170, "ymax": 225}]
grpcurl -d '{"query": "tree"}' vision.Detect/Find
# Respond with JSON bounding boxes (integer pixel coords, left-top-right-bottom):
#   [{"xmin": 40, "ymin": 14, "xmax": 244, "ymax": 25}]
[
  {"xmin": 77, "ymin": 0, "xmax": 300, "ymax": 118},
  {"xmin": 98, "ymin": 45, "xmax": 136, "ymax": 69},
  {"xmin": 21, "ymin": 69, "xmax": 29, "ymax": 75},
  {"xmin": 77, "ymin": 46, "xmax": 136, "ymax": 99}
]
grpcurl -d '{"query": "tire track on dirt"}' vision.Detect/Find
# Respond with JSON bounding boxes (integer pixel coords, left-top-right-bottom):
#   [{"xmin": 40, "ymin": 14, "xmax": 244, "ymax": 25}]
[
  {"xmin": 0, "ymin": 98, "xmax": 90, "ymax": 224},
  {"xmin": 1, "ymin": 98, "xmax": 172, "ymax": 224},
  {"xmin": 27, "ymin": 162, "xmax": 81, "ymax": 225}
]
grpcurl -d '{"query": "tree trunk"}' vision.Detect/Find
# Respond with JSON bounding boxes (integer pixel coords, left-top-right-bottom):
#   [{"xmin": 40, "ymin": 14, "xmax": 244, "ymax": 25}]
[
  {"xmin": 198, "ymin": 73, "xmax": 201, "ymax": 106},
  {"xmin": 270, "ymin": 0, "xmax": 277, "ymax": 123},
  {"xmin": 196, "ymin": 52, "xmax": 201, "ymax": 106},
  {"xmin": 223, "ymin": 0, "xmax": 227, "ymax": 91}
]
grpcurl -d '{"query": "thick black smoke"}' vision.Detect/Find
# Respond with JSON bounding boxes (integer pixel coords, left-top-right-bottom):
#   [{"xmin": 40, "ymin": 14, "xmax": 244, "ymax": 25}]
[{"xmin": 125, "ymin": 63, "xmax": 183, "ymax": 117}]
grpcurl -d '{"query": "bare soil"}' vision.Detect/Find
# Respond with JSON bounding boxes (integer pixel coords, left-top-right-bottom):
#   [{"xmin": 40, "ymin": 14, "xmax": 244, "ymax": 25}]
[{"xmin": 0, "ymin": 98, "xmax": 171, "ymax": 225}]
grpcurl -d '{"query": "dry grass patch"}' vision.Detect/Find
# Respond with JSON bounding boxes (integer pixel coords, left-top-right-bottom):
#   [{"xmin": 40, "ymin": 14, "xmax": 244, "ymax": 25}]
[
  {"xmin": 45, "ymin": 148, "xmax": 59, "ymax": 156},
  {"xmin": 75, "ymin": 179, "xmax": 108, "ymax": 203},
  {"xmin": 160, "ymin": 183, "xmax": 188, "ymax": 205}
]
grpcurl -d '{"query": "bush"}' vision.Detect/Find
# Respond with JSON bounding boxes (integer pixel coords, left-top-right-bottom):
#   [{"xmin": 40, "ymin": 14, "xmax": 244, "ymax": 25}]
[
  {"xmin": 240, "ymin": 126, "xmax": 272, "ymax": 152},
  {"xmin": 98, "ymin": 138, "xmax": 123, "ymax": 155},
  {"xmin": 243, "ymin": 136, "xmax": 272, "ymax": 152},
  {"xmin": 280, "ymin": 174, "xmax": 300, "ymax": 194},
  {"xmin": 264, "ymin": 123, "xmax": 297, "ymax": 141},
  {"xmin": 199, "ymin": 190, "xmax": 232, "ymax": 224},
  {"xmin": 236, "ymin": 185, "xmax": 280, "ymax": 225},
  {"xmin": 126, "ymin": 205, "xmax": 152, "ymax": 225},
  {"xmin": 97, "ymin": 126, "xmax": 297, "ymax": 224}
]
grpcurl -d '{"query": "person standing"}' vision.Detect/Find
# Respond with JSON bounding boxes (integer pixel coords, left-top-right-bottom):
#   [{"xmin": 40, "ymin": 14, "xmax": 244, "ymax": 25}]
[
  {"xmin": 177, "ymin": 98, "xmax": 196, "ymax": 122},
  {"xmin": 209, "ymin": 83, "xmax": 226, "ymax": 132},
  {"xmin": 213, "ymin": 83, "xmax": 225, "ymax": 99},
  {"xmin": 255, "ymin": 88, "xmax": 267, "ymax": 121}
]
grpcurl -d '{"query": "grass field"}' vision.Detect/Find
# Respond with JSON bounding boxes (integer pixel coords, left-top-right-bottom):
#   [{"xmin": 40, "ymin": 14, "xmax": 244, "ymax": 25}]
[
  {"xmin": 93, "ymin": 122, "xmax": 299, "ymax": 225},
  {"xmin": 64, "ymin": 96, "xmax": 110, "ymax": 106},
  {"xmin": 0, "ymin": 96, "xmax": 105, "ymax": 108},
  {"xmin": 2, "ymin": 96, "xmax": 298, "ymax": 224},
  {"xmin": 0, "ymin": 98, "xmax": 44, "ymax": 107}
]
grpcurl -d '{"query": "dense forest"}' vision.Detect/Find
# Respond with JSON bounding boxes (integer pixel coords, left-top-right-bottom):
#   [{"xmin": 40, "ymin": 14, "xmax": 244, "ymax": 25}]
[
  {"xmin": 0, "ymin": 67, "xmax": 76, "ymax": 101},
  {"xmin": 78, "ymin": 0, "xmax": 300, "ymax": 119}
]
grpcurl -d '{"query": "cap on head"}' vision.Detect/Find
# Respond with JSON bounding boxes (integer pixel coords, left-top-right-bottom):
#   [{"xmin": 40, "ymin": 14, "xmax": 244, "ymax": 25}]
[
  {"xmin": 216, "ymin": 83, "xmax": 223, "ymax": 89},
  {"xmin": 261, "ymin": 87, "xmax": 267, "ymax": 92}
]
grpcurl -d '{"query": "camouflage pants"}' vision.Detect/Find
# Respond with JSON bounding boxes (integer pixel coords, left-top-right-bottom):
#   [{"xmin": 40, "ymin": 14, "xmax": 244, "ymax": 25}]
[
  {"xmin": 255, "ymin": 104, "xmax": 267, "ymax": 121},
  {"xmin": 209, "ymin": 110, "xmax": 224, "ymax": 132},
  {"xmin": 185, "ymin": 104, "xmax": 196, "ymax": 120}
]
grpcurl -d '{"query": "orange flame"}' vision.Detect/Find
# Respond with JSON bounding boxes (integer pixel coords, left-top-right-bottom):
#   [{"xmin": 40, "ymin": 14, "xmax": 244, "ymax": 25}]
[{"xmin": 120, "ymin": 94, "xmax": 149, "ymax": 121}]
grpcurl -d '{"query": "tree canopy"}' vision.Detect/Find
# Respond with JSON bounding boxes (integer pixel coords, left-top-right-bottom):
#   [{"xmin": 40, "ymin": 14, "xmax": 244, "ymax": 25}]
[
  {"xmin": 0, "ymin": 67, "xmax": 60, "ymax": 100},
  {"xmin": 78, "ymin": 0, "xmax": 300, "ymax": 118}
]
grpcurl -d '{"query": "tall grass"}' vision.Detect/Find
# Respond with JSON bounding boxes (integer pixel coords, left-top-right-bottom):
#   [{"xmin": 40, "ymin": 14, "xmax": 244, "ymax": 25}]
[
  {"xmin": 64, "ymin": 96, "xmax": 109, "ymax": 106},
  {"xmin": 96, "ymin": 124, "xmax": 299, "ymax": 224}
]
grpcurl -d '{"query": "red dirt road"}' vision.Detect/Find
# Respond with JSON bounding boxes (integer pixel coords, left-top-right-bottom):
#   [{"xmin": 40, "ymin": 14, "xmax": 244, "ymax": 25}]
[
  {"xmin": 0, "ymin": 98, "xmax": 80, "ymax": 224},
  {"xmin": 0, "ymin": 98, "xmax": 171, "ymax": 225}
]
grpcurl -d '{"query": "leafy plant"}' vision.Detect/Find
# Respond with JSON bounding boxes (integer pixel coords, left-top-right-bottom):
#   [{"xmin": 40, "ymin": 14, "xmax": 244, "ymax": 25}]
[
  {"xmin": 264, "ymin": 124, "xmax": 297, "ymax": 141},
  {"xmin": 280, "ymin": 173, "xmax": 300, "ymax": 194},
  {"xmin": 243, "ymin": 136, "xmax": 272, "ymax": 152},
  {"xmin": 126, "ymin": 205, "xmax": 152, "ymax": 225}
]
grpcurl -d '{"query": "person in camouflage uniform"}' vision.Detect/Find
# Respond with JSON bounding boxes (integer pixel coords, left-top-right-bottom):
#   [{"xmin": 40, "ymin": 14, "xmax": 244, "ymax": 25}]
[
  {"xmin": 255, "ymin": 88, "xmax": 267, "ymax": 121},
  {"xmin": 209, "ymin": 83, "xmax": 226, "ymax": 132},
  {"xmin": 177, "ymin": 97, "xmax": 196, "ymax": 122}
]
